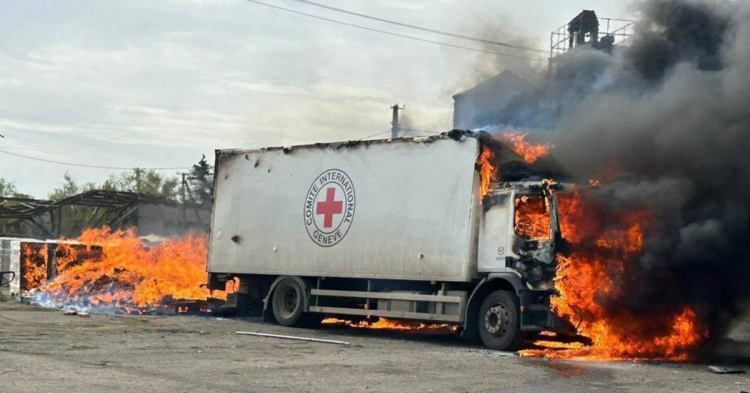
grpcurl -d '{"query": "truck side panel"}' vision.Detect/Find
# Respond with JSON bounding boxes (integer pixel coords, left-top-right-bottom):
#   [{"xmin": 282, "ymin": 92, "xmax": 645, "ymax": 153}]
[{"xmin": 208, "ymin": 137, "xmax": 480, "ymax": 282}]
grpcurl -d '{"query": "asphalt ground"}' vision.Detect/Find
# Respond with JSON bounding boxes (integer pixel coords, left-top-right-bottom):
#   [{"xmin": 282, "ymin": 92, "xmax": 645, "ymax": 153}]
[{"xmin": 0, "ymin": 301, "xmax": 748, "ymax": 393}]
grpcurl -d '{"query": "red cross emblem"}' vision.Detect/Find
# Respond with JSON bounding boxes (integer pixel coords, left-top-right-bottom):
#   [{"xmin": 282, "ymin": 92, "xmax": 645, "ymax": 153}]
[
  {"xmin": 304, "ymin": 169, "xmax": 355, "ymax": 247},
  {"xmin": 316, "ymin": 188, "xmax": 343, "ymax": 228}
]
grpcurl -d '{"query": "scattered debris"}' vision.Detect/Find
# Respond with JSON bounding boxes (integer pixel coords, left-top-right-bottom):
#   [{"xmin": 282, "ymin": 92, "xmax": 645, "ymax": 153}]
[
  {"xmin": 708, "ymin": 366, "xmax": 746, "ymax": 375},
  {"xmin": 236, "ymin": 331, "xmax": 350, "ymax": 346}
]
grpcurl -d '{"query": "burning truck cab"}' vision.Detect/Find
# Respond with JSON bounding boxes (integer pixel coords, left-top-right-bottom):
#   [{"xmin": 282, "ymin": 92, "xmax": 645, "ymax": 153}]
[
  {"xmin": 482, "ymin": 181, "xmax": 562, "ymax": 288},
  {"xmin": 206, "ymin": 131, "xmax": 572, "ymax": 351}
]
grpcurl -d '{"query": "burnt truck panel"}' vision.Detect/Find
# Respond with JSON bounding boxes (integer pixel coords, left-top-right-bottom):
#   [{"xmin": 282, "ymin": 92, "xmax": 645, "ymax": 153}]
[{"xmin": 209, "ymin": 136, "xmax": 481, "ymax": 282}]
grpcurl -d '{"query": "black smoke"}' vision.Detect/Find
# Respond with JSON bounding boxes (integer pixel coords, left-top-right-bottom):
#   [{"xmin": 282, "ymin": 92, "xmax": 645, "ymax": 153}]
[{"xmin": 547, "ymin": 0, "xmax": 750, "ymax": 348}]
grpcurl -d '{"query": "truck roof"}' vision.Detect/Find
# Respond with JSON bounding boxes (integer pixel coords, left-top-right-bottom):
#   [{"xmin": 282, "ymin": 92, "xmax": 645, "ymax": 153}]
[{"xmin": 215, "ymin": 130, "xmax": 480, "ymax": 156}]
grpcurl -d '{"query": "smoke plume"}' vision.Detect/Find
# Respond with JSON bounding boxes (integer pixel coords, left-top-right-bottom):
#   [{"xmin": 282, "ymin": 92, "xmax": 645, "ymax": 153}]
[{"xmin": 548, "ymin": 0, "xmax": 750, "ymax": 348}]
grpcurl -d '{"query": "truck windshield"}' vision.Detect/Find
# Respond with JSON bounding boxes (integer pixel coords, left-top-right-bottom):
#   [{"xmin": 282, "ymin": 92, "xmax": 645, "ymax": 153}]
[{"xmin": 514, "ymin": 196, "xmax": 551, "ymax": 240}]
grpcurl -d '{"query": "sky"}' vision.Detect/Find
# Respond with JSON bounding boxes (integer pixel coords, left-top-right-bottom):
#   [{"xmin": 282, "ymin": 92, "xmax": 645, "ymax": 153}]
[{"xmin": 0, "ymin": 0, "xmax": 632, "ymax": 198}]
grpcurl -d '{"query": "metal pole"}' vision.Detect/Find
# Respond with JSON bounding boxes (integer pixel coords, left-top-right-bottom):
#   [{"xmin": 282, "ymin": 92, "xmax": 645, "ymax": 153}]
[
  {"xmin": 181, "ymin": 173, "xmax": 187, "ymax": 224},
  {"xmin": 390, "ymin": 104, "xmax": 404, "ymax": 139},
  {"xmin": 236, "ymin": 331, "xmax": 350, "ymax": 346}
]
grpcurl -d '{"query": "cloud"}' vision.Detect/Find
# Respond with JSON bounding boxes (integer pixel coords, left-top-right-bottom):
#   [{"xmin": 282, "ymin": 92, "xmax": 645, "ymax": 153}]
[{"xmin": 0, "ymin": 0, "xmax": 633, "ymax": 198}]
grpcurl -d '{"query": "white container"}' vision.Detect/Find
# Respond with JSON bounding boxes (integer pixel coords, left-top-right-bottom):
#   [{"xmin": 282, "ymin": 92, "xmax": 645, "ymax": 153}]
[{"xmin": 208, "ymin": 135, "xmax": 482, "ymax": 282}]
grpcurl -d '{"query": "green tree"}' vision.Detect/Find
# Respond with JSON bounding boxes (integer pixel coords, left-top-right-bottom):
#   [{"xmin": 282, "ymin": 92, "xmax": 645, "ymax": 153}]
[
  {"xmin": 0, "ymin": 178, "xmax": 32, "ymax": 236},
  {"xmin": 0, "ymin": 178, "xmax": 17, "ymax": 197},
  {"xmin": 102, "ymin": 168, "xmax": 179, "ymax": 201},
  {"xmin": 187, "ymin": 155, "xmax": 213, "ymax": 207},
  {"xmin": 48, "ymin": 172, "xmax": 97, "ymax": 237},
  {"xmin": 48, "ymin": 173, "xmax": 95, "ymax": 200}
]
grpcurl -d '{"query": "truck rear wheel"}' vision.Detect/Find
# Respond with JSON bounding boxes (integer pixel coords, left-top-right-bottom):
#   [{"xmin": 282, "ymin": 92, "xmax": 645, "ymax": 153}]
[
  {"xmin": 477, "ymin": 290, "xmax": 524, "ymax": 351},
  {"xmin": 271, "ymin": 278, "xmax": 304, "ymax": 326}
]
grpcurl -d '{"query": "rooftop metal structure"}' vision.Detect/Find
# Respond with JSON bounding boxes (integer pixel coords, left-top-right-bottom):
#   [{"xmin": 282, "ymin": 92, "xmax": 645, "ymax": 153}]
[{"xmin": 549, "ymin": 10, "xmax": 635, "ymax": 59}]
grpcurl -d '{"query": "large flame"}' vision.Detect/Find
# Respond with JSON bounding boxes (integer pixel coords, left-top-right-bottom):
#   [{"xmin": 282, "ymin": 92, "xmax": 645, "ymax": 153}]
[
  {"xmin": 38, "ymin": 227, "xmax": 227, "ymax": 312},
  {"xmin": 477, "ymin": 146, "xmax": 496, "ymax": 201},
  {"xmin": 22, "ymin": 243, "xmax": 48, "ymax": 291},
  {"xmin": 500, "ymin": 133, "xmax": 553, "ymax": 164},
  {"xmin": 521, "ymin": 192, "xmax": 706, "ymax": 360},
  {"xmin": 514, "ymin": 196, "xmax": 551, "ymax": 240}
]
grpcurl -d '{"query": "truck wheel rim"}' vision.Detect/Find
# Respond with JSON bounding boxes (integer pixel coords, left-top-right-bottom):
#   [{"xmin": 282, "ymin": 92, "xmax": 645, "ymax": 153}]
[
  {"xmin": 484, "ymin": 305, "xmax": 508, "ymax": 336},
  {"xmin": 280, "ymin": 286, "xmax": 299, "ymax": 316}
]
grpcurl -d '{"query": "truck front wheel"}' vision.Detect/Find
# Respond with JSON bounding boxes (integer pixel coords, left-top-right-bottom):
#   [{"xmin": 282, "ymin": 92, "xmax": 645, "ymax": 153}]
[
  {"xmin": 271, "ymin": 278, "xmax": 304, "ymax": 326},
  {"xmin": 477, "ymin": 290, "xmax": 524, "ymax": 351}
]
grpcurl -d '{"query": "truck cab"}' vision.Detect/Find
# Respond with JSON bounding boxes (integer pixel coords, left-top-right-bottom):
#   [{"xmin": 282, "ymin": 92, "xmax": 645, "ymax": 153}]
[
  {"xmin": 479, "ymin": 181, "xmax": 561, "ymax": 287},
  {"xmin": 462, "ymin": 180, "xmax": 570, "ymax": 350}
]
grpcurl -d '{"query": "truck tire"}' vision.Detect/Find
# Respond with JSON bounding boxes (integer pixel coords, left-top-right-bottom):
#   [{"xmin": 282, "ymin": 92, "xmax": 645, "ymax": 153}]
[
  {"xmin": 271, "ymin": 278, "xmax": 305, "ymax": 326},
  {"xmin": 477, "ymin": 290, "xmax": 524, "ymax": 351}
]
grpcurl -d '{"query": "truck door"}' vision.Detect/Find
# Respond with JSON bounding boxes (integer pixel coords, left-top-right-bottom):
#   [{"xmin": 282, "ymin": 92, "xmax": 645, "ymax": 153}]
[
  {"xmin": 477, "ymin": 191, "xmax": 514, "ymax": 273},
  {"xmin": 512, "ymin": 192, "xmax": 557, "ymax": 283}
]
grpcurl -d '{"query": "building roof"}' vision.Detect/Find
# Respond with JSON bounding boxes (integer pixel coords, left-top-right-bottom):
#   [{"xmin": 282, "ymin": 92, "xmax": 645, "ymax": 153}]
[{"xmin": 453, "ymin": 71, "xmax": 532, "ymax": 100}]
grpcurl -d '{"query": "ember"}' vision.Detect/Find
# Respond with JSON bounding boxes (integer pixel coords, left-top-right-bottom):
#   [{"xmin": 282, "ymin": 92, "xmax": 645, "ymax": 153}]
[
  {"xmin": 500, "ymin": 133, "xmax": 553, "ymax": 164},
  {"xmin": 36, "ymin": 227, "xmax": 229, "ymax": 313}
]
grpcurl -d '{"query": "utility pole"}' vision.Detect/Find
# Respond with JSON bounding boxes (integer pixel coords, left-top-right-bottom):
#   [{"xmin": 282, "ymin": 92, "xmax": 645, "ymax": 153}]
[
  {"xmin": 181, "ymin": 173, "xmax": 188, "ymax": 224},
  {"xmin": 391, "ymin": 104, "xmax": 405, "ymax": 139},
  {"xmin": 134, "ymin": 169, "xmax": 141, "ymax": 194}
]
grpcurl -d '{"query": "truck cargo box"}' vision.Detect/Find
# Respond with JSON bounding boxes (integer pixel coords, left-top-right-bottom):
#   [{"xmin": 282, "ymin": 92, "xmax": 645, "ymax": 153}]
[{"xmin": 208, "ymin": 135, "xmax": 481, "ymax": 282}]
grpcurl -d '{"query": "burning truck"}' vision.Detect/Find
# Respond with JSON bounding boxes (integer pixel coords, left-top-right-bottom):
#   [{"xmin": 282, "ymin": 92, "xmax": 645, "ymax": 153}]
[{"xmin": 206, "ymin": 130, "xmax": 573, "ymax": 351}]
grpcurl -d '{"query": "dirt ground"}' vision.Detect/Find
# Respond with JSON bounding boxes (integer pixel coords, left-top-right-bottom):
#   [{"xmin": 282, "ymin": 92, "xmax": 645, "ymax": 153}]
[{"xmin": 0, "ymin": 301, "xmax": 748, "ymax": 393}]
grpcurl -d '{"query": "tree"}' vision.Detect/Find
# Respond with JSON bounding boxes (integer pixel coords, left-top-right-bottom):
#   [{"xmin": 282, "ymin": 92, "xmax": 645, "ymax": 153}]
[
  {"xmin": 48, "ymin": 173, "xmax": 95, "ymax": 200},
  {"xmin": 0, "ymin": 178, "xmax": 17, "ymax": 197},
  {"xmin": 186, "ymin": 155, "xmax": 213, "ymax": 207},
  {"xmin": 102, "ymin": 168, "xmax": 179, "ymax": 201},
  {"xmin": 47, "ymin": 172, "xmax": 97, "ymax": 237},
  {"xmin": 0, "ymin": 178, "xmax": 33, "ymax": 236}
]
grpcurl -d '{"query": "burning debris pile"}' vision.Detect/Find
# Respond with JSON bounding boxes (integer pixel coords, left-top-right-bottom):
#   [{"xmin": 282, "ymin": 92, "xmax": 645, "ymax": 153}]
[
  {"xmin": 477, "ymin": 0, "xmax": 750, "ymax": 361},
  {"xmin": 33, "ymin": 227, "xmax": 227, "ymax": 314}
]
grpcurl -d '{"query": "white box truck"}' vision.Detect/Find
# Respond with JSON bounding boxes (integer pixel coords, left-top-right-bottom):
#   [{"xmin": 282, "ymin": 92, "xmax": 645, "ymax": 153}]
[{"xmin": 207, "ymin": 131, "xmax": 569, "ymax": 350}]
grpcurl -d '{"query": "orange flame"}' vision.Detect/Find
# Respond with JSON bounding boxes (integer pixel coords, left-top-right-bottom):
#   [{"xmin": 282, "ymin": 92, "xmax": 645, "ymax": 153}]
[
  {"xmin": 500, "ymin": 133, "xmax": 553, "ymax": 164},
  {"xmin": 322, "ymin": 317, "xmax": 456, "ymax": 332},
  {"xmin": 477, "ymin": 146, "xmax": 496, "ymax": 201},
  {"xmin": 22, "ymin": 243, "xmax": 48, "ymax": 291},
  {"xmin": 39, "ymin": 227, "xmax": 229, "ymax": 312},
  {"xmin": 514, "ymin": 196, "xmax": 551, "ymax": 240},
  {"xmin": 520, "ymin": 192, "xmax": 706, "ymax": 360}
]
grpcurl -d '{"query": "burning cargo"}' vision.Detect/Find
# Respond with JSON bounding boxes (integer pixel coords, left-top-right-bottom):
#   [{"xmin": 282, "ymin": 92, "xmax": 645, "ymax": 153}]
[
  {"xmin": 206, "ymin": 131, "xmax": 569, "ymax": 351},
  {"xmin": 0, "ymin": 238, "xmax": 98, "ymax": 297},
  {"xmin": 6, "ymin": 229, "xmax": 229, "ymax": 314}
]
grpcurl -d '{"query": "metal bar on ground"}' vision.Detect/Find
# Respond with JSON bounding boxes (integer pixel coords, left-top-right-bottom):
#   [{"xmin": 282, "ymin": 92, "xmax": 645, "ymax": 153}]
[{"xmin": 235, "ymin": 331, "xmax": 350, "ymax": 346}]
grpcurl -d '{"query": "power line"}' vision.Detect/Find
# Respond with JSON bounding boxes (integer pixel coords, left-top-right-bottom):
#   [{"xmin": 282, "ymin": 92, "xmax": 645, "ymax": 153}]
[
  {"xmin": 243, "ymin": 0, "xmax": 548, "ymax": 62},
  {"xmin": 0, "ymin": 148, "xmax": 189, "ymax": 171},
  {"xmin": 288, "ymin": 0, "xmax": 548, "ymax": 54}
]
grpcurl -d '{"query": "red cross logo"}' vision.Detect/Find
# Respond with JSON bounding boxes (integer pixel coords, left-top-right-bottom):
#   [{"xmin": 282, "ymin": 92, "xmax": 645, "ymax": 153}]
[{"xmin": 316, "ymin": 188, "xmax": 343, "ymax": 228}]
